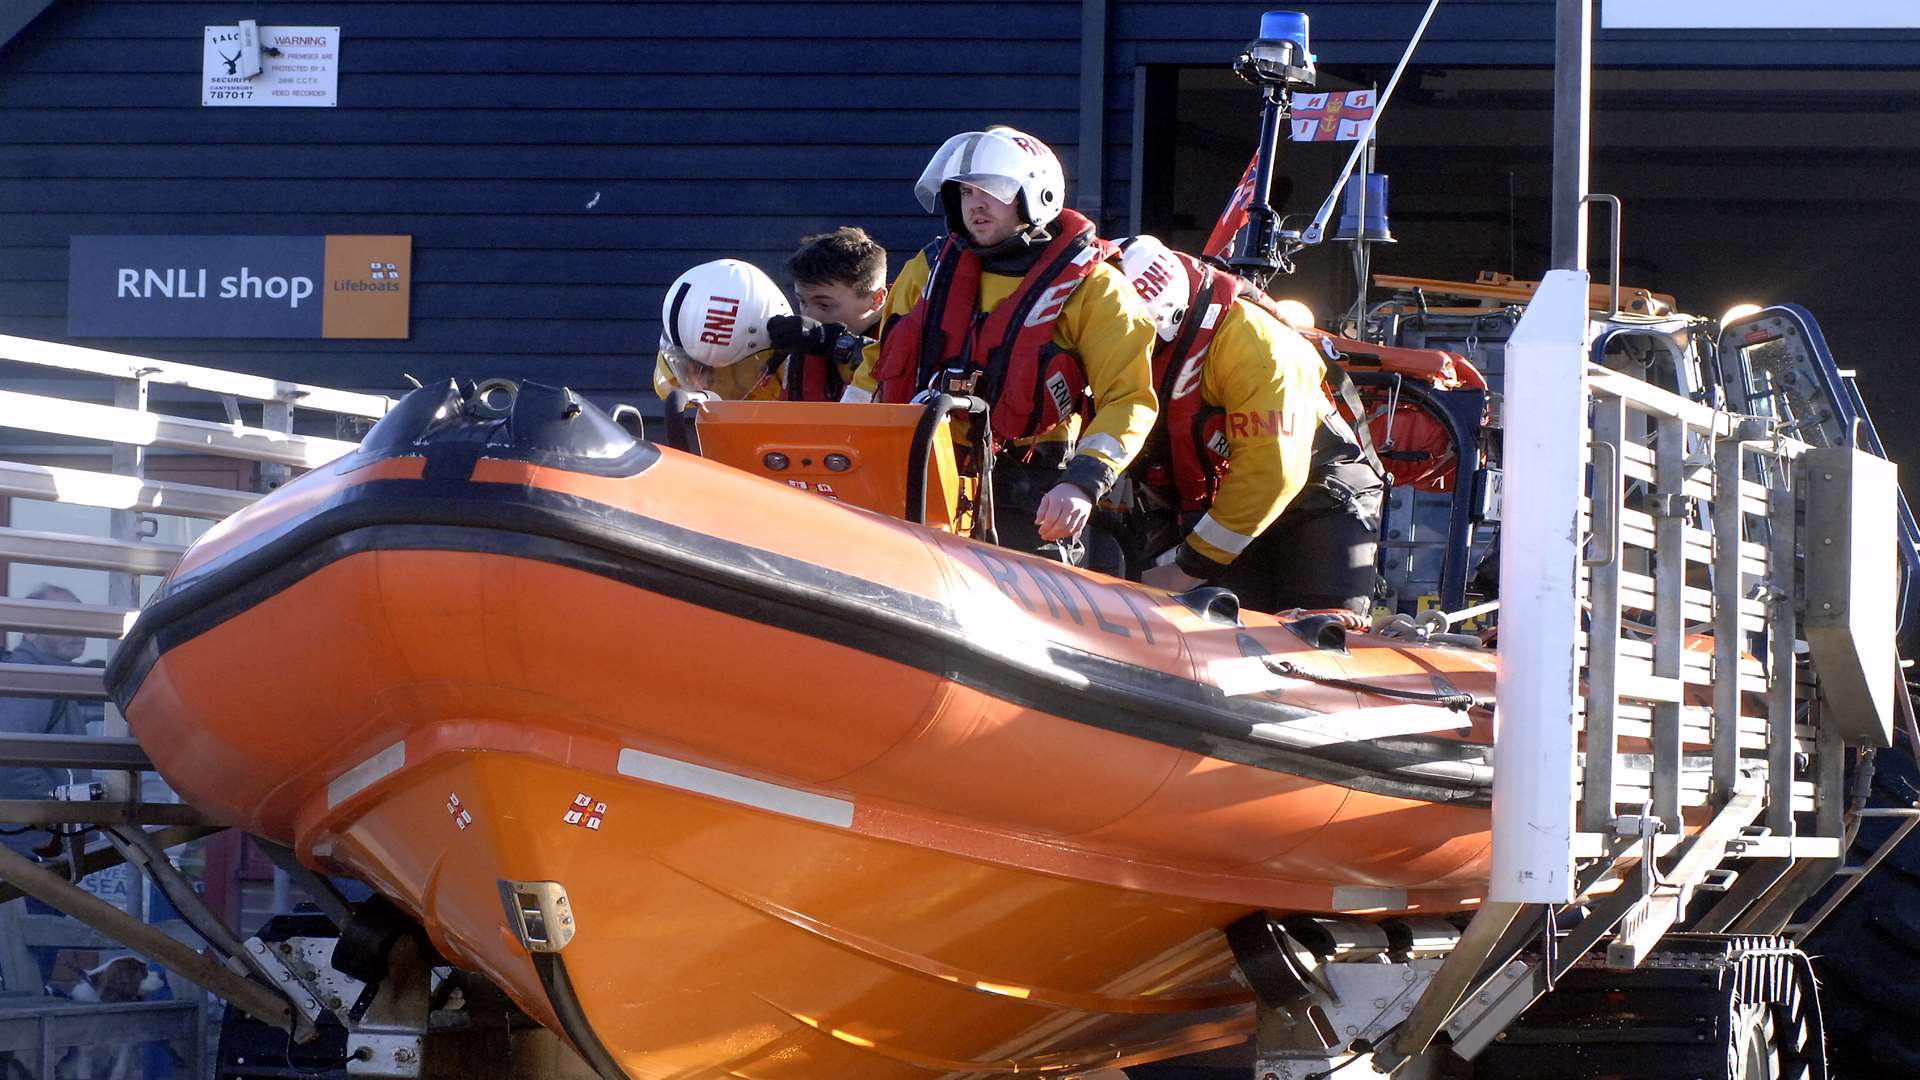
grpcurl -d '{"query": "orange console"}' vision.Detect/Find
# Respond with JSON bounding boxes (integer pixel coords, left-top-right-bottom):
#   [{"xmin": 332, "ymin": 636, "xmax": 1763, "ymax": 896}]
[{"xmin": 661, "ymin": 391, "xmax": 981, "ymax": 534}]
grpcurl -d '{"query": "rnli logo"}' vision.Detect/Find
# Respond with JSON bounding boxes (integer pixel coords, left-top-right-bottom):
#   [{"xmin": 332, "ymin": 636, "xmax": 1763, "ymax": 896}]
[
  {"xmin": 1010, "ymin": 136, "xmax": 1045, "ymax": 157},
  {"xmin": 1131, "ymin": 257, "xmax": 1176, "ymax": 303},
  {"xmin": 1046, "ymin": 371, "xmax": 1075, "ymax": 421},
  {"xmin": 1208, "ymin": 430, "xmax": 1231, "ymax": 458},
  {"xmin": 1170, "ymin": 346, "xmax": 1209, "ymax": 400},
  {"xmin": 1024, "ymin": 281, "xmax": 1079, "ymax": 328},
  {"xmin": 700, "ymin": 295, "xmax": 741, "ymax": 346},
  {"xmin": 333, "ymin": 259, "xmax": 402, "ymax": 296},
  {"xmin": 563, "ymin": 792, "xmax": 606, "ymax": 831},
  {"xmin": 1227, "ymin": 409, "xmax": 1298, "ymax": 438}
]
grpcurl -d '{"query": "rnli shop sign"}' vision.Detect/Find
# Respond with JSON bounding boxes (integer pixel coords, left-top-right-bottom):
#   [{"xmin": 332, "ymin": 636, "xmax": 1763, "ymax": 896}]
[{"xmin": 68, "ymin": 235, "xmax": 411, "ymax": 339}]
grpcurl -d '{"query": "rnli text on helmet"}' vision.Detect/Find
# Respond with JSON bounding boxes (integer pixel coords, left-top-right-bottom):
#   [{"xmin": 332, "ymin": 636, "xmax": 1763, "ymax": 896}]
[
  {"xmin": 116, "ymin": 266, "xmax": 315, "ymax": 309},
  {"xmin": 1131, "ymin": 258, "xmax": 1176, "ymax": 303},
  {"xmin": 701, "ymin": 295, "xmax": 741, "ymax": 346}
]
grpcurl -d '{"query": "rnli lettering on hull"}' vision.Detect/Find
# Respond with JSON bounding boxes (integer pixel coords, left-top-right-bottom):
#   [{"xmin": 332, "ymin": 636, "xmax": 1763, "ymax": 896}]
[{"xmin": 966, "ymin": 548, "xmax": 1166, "ymax": 644}]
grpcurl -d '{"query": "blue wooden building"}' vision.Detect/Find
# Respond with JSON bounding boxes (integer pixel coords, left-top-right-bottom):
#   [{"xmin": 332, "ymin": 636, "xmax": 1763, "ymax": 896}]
[{"xmin": 2, "ymin": 2, "xmax": 1917, "ymax": 453}]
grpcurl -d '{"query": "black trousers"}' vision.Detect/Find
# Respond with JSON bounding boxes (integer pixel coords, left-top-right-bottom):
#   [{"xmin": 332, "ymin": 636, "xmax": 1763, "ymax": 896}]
[
  {"xmin": 983, "ymin": 452, "xmax": 1125, "ymax": 574},
  {"xmin": 1208, "ymin": 461, "xmax": 1384, "ymax": 616}
]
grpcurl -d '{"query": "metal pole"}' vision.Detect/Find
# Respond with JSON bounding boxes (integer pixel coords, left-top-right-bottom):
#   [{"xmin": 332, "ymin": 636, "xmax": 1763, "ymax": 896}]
[
  {"xmin": 1346, "ymin": 126, "xmax": 1378, "ymax": 332},
  {"xmin": 0, "ymin": 843, "xmax": 294, "ymax": 1033},
  {"xmin": 1229, "ymin": 83, "xmax": 1292, "ymax": 282},
  {"xmin": 1077, "ymin": 0, "xmax": 1109, "ymax": 230},
  {"xmin": 0, "ymin": 824, "xmax": 220, "ymax": 906},
  {"xmin": 1377, "ymin": 900, "xmax": 1528, "ymax": 1069},
  {"xmin": 1549, "ymin": 0, "xmax": 1594, "ymax": 270},
  {"xmin": 108, "ymin": 375, "xmax": 149, "ymax": 923},
  {"xmin": 1300, "ymin": 0, "xmax": 1441, "ymax": 246}
]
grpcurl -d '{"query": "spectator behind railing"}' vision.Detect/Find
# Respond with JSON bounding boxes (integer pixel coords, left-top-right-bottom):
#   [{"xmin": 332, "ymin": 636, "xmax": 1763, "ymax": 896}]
[{"xmin": 0, "ymin": 584, "xmax": 104, "ymax": 842}]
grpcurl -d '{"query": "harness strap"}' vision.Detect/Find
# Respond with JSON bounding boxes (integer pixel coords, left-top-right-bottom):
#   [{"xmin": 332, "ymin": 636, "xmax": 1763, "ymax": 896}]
[{"xmin": 1320, "ymin": 357, "xmax": 1390, "ymax": 483}]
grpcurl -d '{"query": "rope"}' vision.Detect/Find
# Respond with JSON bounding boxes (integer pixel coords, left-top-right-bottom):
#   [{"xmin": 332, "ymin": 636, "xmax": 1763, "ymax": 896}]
[{"xmin": 1262, "ymin": 658, "xmax": 1484, "ymax": 712}]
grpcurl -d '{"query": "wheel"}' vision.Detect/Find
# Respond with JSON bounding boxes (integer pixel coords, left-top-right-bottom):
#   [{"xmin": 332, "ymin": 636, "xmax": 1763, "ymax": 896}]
[{"xmin": 1730, "ymin": 1002, "xmax": 1779, "ymax": 1080}]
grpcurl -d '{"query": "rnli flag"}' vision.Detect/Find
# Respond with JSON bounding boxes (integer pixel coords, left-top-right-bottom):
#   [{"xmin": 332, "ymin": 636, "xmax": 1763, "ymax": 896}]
[
  {"xmin": 1290, "ymin": 90, "xmax": 1377, "ymax": 142},
  {"xmin": 1203, "ymin": 155, "xmax": 1260, "ymax": 260}
]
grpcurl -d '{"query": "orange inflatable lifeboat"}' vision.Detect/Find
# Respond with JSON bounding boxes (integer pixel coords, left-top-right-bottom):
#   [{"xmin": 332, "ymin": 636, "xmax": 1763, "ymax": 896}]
[{"xmin": 107, "ymin": 380, "xmax": 1502, "ymax": 1079}]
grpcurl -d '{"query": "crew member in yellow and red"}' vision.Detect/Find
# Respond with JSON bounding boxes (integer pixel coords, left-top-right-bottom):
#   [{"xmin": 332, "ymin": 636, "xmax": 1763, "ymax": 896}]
[
  {"xmin": 848, "ymin": 128, "xmax": 1158, "ymax": 561},
  {"xmin": 1118, "ymin": 235, "xmax": 1382, "ymax": 615},
  {"xmin": 765, "ymin": 227, "xmax": 888, "ymax": 402},
  {"xmin": 652, "ymin": 259, "xmax": 793, "ymax": 402}
]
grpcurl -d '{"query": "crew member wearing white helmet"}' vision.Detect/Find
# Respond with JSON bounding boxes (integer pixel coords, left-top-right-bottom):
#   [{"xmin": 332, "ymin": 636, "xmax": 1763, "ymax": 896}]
[
  {"xmin": 765, "ymin": 227, "xmax": 889, "ymax": 402},
  {"xmin": 1117, "ymin": 236, "xmax": 1382, "ymax": 615},
  {"xmin": 653, "ymin": 259, "xmax": 795, "ymax": 402},
  {"xmin": 848, "ymin": 128, "xmax": 1158, "ymax": 559}
]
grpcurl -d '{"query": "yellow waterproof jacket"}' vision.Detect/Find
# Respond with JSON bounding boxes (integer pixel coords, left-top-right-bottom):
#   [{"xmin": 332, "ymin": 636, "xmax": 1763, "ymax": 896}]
[
  {"xmin": 847, "ymin": 248, "xmax": 1159, "ymax": 494},
  {"xmin": 1177, "ymin": 299, "xmax": 1330, "ymax": 569}
]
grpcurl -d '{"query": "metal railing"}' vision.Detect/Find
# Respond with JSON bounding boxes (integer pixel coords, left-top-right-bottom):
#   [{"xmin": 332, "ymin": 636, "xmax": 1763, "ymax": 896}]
[
  {"xmin": 1576, "ymin": 366, "xmax": 1830, "ymax": 850},
  {"xmin": 1406, "ymin": 355, "xmax": 1897, "ymax": 1063},
  {"xmin": 0, "ymin": 996, "xmax": 204, "ymax": 1078},
  {"xmin": 0, "ymin": 333, "xmax": 388, "ymax": 709},
  {"xmin": 1577, "ymin": 367, "xmax": 1801, "ymax": 966},
  {"xmin": 0, "ymin": 334, "xmax": 392, "ymax": 1075}
]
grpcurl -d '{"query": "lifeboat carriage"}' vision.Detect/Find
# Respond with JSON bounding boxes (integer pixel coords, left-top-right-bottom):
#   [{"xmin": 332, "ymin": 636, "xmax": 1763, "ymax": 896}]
[{"xmin": 102, "ymin": 290, "xmax": 1901, "ymax": 1080}]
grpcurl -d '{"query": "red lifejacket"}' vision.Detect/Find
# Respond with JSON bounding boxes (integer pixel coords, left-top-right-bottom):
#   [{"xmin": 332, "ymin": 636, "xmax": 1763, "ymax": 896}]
[
  {"xmin": 780, "ymin": 351, "xmax": 844, "ymax": 403},
  {"xmin": 872, "ymin": 209, "xmax": 1112, "ymax": 443},
  {"xmin": 1140, "ymin": 252, "xmax": 1243, "ymax": 512}
]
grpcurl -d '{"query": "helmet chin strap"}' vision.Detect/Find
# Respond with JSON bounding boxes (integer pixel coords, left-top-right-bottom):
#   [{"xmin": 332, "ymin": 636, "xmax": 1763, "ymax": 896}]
[
  {"xmin": 942, "ymin": 184, "xmax": 1049, "ymax": 252},
  {"xmin": 967, "ymin": 225, "xmax": 1053, "ymax": 275}
]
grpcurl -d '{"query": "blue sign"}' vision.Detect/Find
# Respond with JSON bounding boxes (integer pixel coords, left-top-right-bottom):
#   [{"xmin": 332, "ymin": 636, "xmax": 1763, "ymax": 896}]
[{"xmin": 67, "ymin": 235, "xmax": 412, "ymax": 339}]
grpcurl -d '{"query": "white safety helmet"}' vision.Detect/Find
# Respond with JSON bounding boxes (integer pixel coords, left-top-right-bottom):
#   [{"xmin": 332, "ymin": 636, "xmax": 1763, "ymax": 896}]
[
  {"xmin": 914, "ymin": 128, "xmax": 1066, "ymax": 231},
  {"xmin": 1116, "ymin": 235, "xmax": 1191, "ymax": 342},
  {"xmin": 659, "ymin": 259, "xmax": 790, "ymax": 368}
]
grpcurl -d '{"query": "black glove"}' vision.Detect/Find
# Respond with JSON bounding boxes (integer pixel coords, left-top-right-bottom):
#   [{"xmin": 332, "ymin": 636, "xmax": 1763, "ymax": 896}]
[{"xmin": 767, "ymin": 314, "xmax": 847, "ymax": 357}]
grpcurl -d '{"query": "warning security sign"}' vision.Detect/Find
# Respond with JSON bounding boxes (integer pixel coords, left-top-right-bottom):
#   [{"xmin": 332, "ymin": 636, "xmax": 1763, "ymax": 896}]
[{"xmin": 203, "ymin": 25, "xmax": 339, "ymax": 107}]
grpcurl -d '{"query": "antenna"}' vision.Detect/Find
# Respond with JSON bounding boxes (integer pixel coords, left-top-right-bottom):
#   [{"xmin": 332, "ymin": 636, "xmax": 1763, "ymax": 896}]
[{"xmin": 1298, "ymin": 0, "xmax": 1442, "ymax": 248}]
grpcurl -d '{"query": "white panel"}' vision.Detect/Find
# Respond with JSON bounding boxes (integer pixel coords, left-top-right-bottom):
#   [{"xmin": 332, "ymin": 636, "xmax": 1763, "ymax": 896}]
[
  {"xmin": 617, "ymin": 748, "xmax": 854, "ymax": 828},
  {"xmin": 1251, "ymin": 705, "xmax": 1473, "ymax": 747},
  {"xmin": 1490, "ymin": 270, "xmax": 1591, "ymax": 904},
  {"xmin": 327, "ymin": 741, "xmax": 406, "ymax": 808},
  {"xmin": 1331, "ymin": 886, "xmax": 1410, "ymax": 912}
]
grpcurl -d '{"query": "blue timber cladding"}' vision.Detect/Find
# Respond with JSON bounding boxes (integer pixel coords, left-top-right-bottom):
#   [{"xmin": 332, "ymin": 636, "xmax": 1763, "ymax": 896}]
[
  {"xmin": 0, "ymin": 2, "xmax": 1088, "ymax": 401},
  {"xmin": 1110, "ymin": 1, "xmax": 1920, "ymax": 66},
  {"xmin": 1101, "ymin": 1, "xmax": 1920, "ymax": 226},
  {"xmin": 4, "ymin": 1, "xmax": 1917, "ymax": 402}
]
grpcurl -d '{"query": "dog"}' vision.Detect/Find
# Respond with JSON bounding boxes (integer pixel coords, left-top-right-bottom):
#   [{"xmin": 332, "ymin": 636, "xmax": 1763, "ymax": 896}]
[{"xmin": 57, "ymin": 956, "xmax": 167, "ymax": 1079}]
